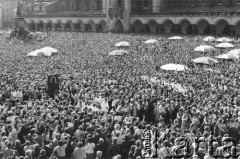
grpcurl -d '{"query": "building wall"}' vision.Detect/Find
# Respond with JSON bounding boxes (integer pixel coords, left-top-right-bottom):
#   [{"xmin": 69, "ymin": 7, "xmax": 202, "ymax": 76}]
[
  {"xmin": 44, "ymin": 0, "xmax": 103, "ymax": 14},
  {"xmin": 131, "ymin": 0, "xmax": 153, "ymax": 14},
  {"xmin": 0, "ymin": 4, "xmax": 2, "ymax": 28},
  {"xmin": 22, "ymin": 0, "xmax": 240, "ymax": 35},
  {"xmin": 1, "ymin": 0, "xmax": 18, "ymax": 28}
]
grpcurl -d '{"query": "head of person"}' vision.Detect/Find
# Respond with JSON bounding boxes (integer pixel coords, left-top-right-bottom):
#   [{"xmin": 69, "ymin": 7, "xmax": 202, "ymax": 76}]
[
  {"xmin": 96, "ymin": 151, "xmax": 102, "ymax": 158},
  {"xmin": 77, "ymin": 142, "xmax": 84, "ymax": 148}
]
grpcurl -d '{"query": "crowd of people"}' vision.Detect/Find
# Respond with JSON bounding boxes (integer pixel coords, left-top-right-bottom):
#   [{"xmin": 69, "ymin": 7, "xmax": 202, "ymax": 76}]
[{"xmin": 0, "ymin": 31, "xmax": 239, "ymax": 159}]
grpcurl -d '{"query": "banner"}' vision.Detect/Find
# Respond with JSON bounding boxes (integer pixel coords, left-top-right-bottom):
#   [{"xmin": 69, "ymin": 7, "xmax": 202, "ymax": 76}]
[{"xmin": 47, "ymin": 74, "xmax": 60, "ymax": 99}]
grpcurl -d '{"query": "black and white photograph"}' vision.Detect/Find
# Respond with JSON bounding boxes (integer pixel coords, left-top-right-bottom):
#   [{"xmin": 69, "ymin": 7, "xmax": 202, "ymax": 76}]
[{"xmin": 0, "ymin": 0, "xmax": 240, "ymax": 159}]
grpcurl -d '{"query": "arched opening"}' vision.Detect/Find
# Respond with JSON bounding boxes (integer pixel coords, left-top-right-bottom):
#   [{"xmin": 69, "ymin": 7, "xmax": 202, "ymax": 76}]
[
  {"xmin": 179, "ymin": 19, "xmax": 191, "ymax": 34},
  {"xmin": 55, "ymin": 21, "xmax": 62, "ymax": 31},
  {"xmin": 85, "ymin": 21, "xmax": 95, "ymax": 32},
  {"xmin": 97, "ymin": 20, "xmax": 106, "ymax": 32},
  {"xmin": 114, "ymin": 19, "xmax": 123, "ymax": 33},
  {"xmin": 235, "ymin": 21, "xmax": 240, "ymax": 37},
  {"xmin": 75, "ymin": 21, "xmax": 84, "ymax": 32},
  {"xmin": 222, "ymin": 25, "xmax": 231, "ymax": 35},
  {"xmin": 85, "ymin": 24, "xmax": 92, "ymax": 32},
  {"xmin": 46, "ymin": 21, "xmax": 53, "ymax": 31},
  {"xmin": 215, "ymin": 19, "xmax": 230, "ymax": 36},
  {"xmin": 163, "ymin": 19, "xmax": 174, "ymax": 34},
  {"xmin": 65, "ymin": 23, "xmax": 71, "ymax": 32},
  {"xmin": 186, "ymin": 25, "xmax": 193, "ymax": 34},
  {"xmin": 75, "ymin": 23, "xmax": 81, "ymax": 32},
  {"xmin": 148, "ymin": 20, "xmax": 158, "ymax": 33},
  {"xmin": 156, "ymin": 24, "xmax": 164, "ymax": 34},
  {"xmin": 28, "ymin": 21, "xmax": 36, "ymax": 31},
  {"xmin": 196, "ymin": 19, "xmax": 211, "ymax": 35},
  {"xmin": 37, "ymin": 21, "xmax": 44, "ymax": 31},
  {"xmin": 132, "ymin": 20, "xmax": 143, "ymax": 33}
]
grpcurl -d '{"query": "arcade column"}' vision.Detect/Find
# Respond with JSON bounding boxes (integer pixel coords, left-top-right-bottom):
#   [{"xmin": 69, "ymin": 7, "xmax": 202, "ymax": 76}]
[
  {"xmin": 62, "ymin": 24, "xmax": 66, "ymax": 31},
  {"xmin": 71, "ymin": 24, "xmax": 76, "ymax": 32},
  {"xmin": 230, "ymin": 25, "xmax": 235, "ymax": 36},
  {"xmin": 210, "ymin": 25, "xmax": 215, "ymax": 33},
  {"xmin": 43, "ymin": 23, "xmax": 47, "ymax": 32},
  {"xmin": 191, "ymin": 24, "xmax": 197, "ymax": 34},
  {"xmin": 52, "ymin": 24, "xmax": 56, "ymax": 31}
]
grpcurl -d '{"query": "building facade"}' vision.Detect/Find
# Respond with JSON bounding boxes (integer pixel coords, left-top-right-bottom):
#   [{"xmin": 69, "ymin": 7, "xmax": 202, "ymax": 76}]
[
  {"xmin": 18, "ymin": 0, "xmax": 240, "ymax": 35},
  {"xmin": 1, "ymin": 0, "xmax": 19, "ymax": 28}
]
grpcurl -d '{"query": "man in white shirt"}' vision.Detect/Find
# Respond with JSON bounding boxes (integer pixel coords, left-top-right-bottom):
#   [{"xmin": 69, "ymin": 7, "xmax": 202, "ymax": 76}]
[
  {"xmin": 73, "ymin": 142, "xmax": 87, "ymax": 159},
  {"xmin": 53, "ymin": 140, "xmax": 67, "ymax": 159}
]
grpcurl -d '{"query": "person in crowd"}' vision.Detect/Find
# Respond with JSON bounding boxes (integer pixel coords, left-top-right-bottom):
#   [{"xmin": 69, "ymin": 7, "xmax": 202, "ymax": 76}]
[{"xmin": 0, "ymin": 31, "xmax": 239, "ymax": 159}]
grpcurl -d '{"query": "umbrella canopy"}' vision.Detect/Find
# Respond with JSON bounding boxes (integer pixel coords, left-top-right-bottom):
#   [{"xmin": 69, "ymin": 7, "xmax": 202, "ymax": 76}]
[
  {"xmin": 160, "ymin": 64, "xmax": 189, "ymax": 71},
  {"xmin": 192, "ymin": 57, "xmax": 218, "ymax": 65},
  {"xmin": 216, "ymin": 54, "xmax": 238, "ymax": 60},
  {"xmin": 27, "ymin": 49, "xmax": 43, "ymax": 57},
  {"xmin": 27, "ymin": 47, "xmax": 59, "ymax": 57},
  {"xmin": 194, "ymin": 45, "xmax": 216, "ymax": 53},
  {"xmin": 115, "ymin": 41, "xmax": 131, "ymax": 47},
  {"xmin": 215, "ymin": 43, "xmax": 235, "ymax": 48},
  {"xmin": 216, "ymin": 37, "xmax": 233, "ymax": 43},
  {"xmin": 41, "ymin": 47, "xmax": 58, "ymax": 56},
  {"xmin": 203, "ymin": 36, "xmax": 216, "ymax": 42},
  {"xmin": 168, "ymin": 36, "xmax": 183, "ymax": 40},
  {"xmin": 144, "ymin": 39, "xmax": 159, "ymax": 44},
  {"xmin": 108, "ymin": 50, "xmax": 129, "ymax": 56},
  {"xmin": 227, "ymin": 49, "xmax": 240, "ymax": 55}
]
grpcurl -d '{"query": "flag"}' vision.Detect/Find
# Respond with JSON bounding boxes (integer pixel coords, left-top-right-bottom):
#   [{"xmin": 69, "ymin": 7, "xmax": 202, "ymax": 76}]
[{"xmin": 47, "ymin": 74, "xmax": 60, "ymax": 99}]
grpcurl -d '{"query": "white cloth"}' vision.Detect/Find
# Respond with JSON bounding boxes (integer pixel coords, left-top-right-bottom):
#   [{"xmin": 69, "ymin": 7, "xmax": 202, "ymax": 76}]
[
  {"xmin": 54, "ymin": 144, "xmax": 67, "ymax": 157},
  {"xmin": 73, "ymin": 147, "xmax": 87, "ymax": 159},
  {"xmin": 85, "ymin": 143, "xmax": 95, "ymax": 154}
]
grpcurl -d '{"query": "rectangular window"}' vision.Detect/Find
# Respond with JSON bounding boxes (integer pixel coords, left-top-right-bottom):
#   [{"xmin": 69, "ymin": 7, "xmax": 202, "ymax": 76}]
[
  {"xmin": 219, "ymin": 0, "xmax": 222, "ymax": 4},
  {"xmin": 202, "ymin": 0, "xmax": 205, "ymax": 4},
  {"xmin": 144, "ymin": 0, "xmax": 149, "ymax": 8},
  {"xmin": 91, "ymin": 2, "xmax": 94, "ymax": 9},
  {"xmin": 186, "ymin": 0, "xmax": 189, "ymax": 5},
  {"xmin": 118, "ymin": 0, "xmax": 121, "ymax": 7}
]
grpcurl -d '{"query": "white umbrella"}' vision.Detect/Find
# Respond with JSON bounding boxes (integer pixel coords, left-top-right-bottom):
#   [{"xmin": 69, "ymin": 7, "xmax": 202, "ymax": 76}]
[
  {"xmin": 215, "ymin": 43, "xmax": 234, "ymax": 48},
  {"xmin": 203, "ymin": 36, "xmax": 216, "ymax": 42},
  {"xmin": 192, "ymin": 57, "xmax": 218, "ymax": 65},
  {"xmin": 115, "ymin": 41, "xmax": 131, "ymax": 47},
  {"xmin": 40, "ymin": 47, "xmax": 59, "ymax": 56},
  {"xmin": 168, "ymin": 36, "xmax": 183, "ymax": 40},
  {"xmin": 27, "ymin": 47, "xmax": 59, "ymax": 57},
  {"xmin": 216, "ymin": 37, "xmax": 233, "ymax": 43},
  {"xmin": 216, "ymin": 54, "xmax": 238, "ymax": 60},
  {"xmin": 160, "ymin": 64, "xmax": 189, "ymax": 71},
  {"xmin": 108, "ymin": 50, "xmax": 129, "ymax": 56},
  {"xmin": 144, "ymin": 39, "xmax": 159, "ymax": 44},
  {"xmin": 227, "ymin": 49, "xmax": 240, "ymax": 55},
  {"xmin": 194, "ymin": 45, "xmax": 216, "ymax": 53},
  {"xmin": 27, "ymin": 49, "xmax": 43, "ymax": 57},
  {"xmin": 41, "ymin": 47, "xmax": 58, "ymax": 53}
]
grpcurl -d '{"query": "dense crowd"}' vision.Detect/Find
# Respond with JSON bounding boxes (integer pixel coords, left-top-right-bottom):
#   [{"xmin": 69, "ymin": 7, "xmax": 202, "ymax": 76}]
[{"xmin": 0, "ymin": 31, "xmax": 239, "ymax": 159}]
